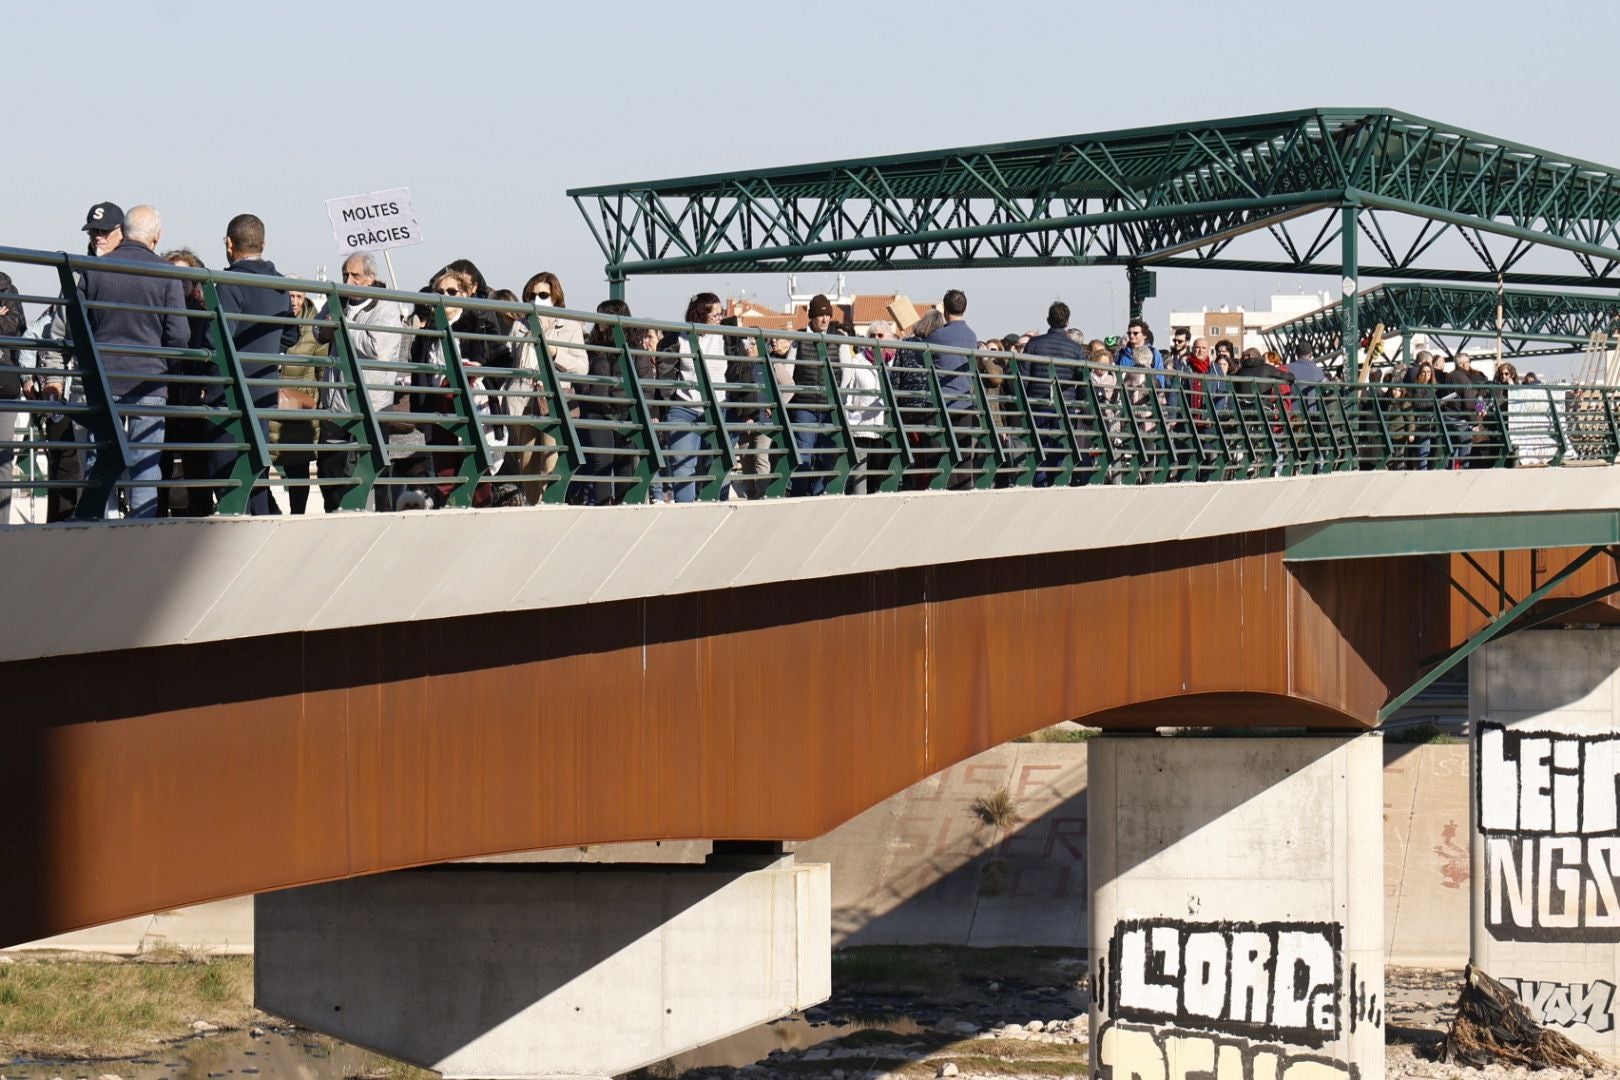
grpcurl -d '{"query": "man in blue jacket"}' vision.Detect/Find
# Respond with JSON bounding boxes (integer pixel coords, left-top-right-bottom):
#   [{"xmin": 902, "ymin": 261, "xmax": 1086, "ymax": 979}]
[
  {"xmin": 925, "ymin": 289, "xmax": 977, "ymax": 412},
  {"xmin": 212, "ymin": 213, "xmax": 299, "ymax": 514},
  {"xmin": 1020, "ymin": 301, "xmax": 1087, "ymax": 486},
  {"xmin": 79, "ymin": 205, "xmax": 189, "ymax": 518},
  {"xmin": 1117, "ymin": 319, "xmax": 1164, "ymax": 376},
  {"xmin": 924, "ymin": 290, "xmax": 981, "ymax": 488}
]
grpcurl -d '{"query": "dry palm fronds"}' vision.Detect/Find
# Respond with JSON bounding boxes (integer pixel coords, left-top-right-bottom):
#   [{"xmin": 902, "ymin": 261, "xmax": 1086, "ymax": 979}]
[{"xmin": 1440, "ymin": 963, "xmax": 1605, "ymax": 1072}]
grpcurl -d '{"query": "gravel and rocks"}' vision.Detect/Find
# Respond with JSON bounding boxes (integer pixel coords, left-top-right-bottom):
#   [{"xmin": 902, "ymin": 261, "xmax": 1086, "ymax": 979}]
[{"xmin": 664, "ymin": 967, "xmax": 1620, "ymax": 1080}]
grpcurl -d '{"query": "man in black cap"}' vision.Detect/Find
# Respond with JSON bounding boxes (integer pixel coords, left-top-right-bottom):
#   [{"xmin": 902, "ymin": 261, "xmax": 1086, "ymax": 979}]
[{"xmin": 83, "ymin": 201, "xmax": 125, "ymax": 258}]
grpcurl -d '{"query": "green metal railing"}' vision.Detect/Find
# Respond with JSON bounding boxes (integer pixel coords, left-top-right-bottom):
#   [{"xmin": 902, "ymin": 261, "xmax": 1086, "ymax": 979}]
[{"xmin": 0, "ymin": 242, "xmax": 1616, "ymax": 523}]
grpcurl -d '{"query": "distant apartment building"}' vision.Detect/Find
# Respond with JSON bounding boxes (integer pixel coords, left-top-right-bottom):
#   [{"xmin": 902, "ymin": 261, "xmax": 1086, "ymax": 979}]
[{"xmin": 1167, "ymin": 293, "xmax": 1333, "ymax": 353}]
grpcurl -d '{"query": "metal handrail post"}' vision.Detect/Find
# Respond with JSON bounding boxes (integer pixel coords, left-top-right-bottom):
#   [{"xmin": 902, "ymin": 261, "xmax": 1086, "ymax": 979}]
[
  {"xmin": 612, "ymin": 322, "xmax": 664, "ymax": 504},
  {"xmin": 201, "ymin": 278, "xmax": 272, "ymax": 515},
  {"xmin": 817, "ymin": 337, "xmax": 855, "ymax": 494},
  {"xmin": 526, "ymin": 313, "xmax": 585, "ymax": 503},
  {"xmin": 871, "ymin": 347, "xmax": 911, "ymax": 493},
  {"xmin": 55, "ymin": 261, "xmax": 129, "ymax": 520},
  {"xmin": 755, "ymin": 329, "xmax": 797, "ymax": 497},
  {"xmin": 1006, "ymin": 357, "xmax": 1041, "ymax": 487},
  {"xmin": 684, "ymin": 329, "xmax": 735, "ymax": 500},
  {"xmin": 324, "ymin": 284, "xmax": 387, "ymax": 510},
  {"xmin": 433, "ymin": 307, "xmax": 493, "ymax": 507},
  {"xmin": 922, "ymin": 347, "xmax": 959, "ymax": 489}
]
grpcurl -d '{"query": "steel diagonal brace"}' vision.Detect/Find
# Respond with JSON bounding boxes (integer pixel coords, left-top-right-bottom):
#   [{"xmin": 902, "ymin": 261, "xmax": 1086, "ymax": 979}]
[{"xmin": 1378, "ymin": 544, "xmax": 1615, "ymax": 722}]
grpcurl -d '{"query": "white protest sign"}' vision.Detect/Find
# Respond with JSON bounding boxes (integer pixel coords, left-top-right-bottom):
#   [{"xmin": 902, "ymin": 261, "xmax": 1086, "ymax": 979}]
[{"xmin": 325, "ymin": 187, "xmax": 423, "ymax": 254}]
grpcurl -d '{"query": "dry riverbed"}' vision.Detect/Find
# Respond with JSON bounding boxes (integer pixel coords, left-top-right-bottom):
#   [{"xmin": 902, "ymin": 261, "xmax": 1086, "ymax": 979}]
[{"xmin": 0, "ymin": 949, "xmax": 1610, "ymax": 1079}]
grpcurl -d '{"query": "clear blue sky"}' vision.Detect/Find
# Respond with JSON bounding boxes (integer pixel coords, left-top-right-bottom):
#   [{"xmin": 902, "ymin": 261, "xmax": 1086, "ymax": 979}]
[{"xmin": 8, "ymin": 0, "xmax": 1619, "ymax": 371}]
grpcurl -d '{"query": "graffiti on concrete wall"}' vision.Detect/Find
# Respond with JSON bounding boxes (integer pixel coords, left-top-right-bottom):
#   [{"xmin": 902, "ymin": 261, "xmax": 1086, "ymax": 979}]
[
  {"xmin": 1094, "ymin": 919, "xmax": 1371, "ymax": 1080},
  {"xmin": 1476, "ymin": 723, "xmax": 1620, "ymax": 942},
  {"xmin": 1100, "ymin": 919, "xmax": 1344, "ymax": 1046},
  {"xmin": 1498, "ymin": 977, "xmax": 1616, "ymax": 1032},
  {"xmin": 1096, "ymin": 1022, "xmax": 1358, "ymax": 1080}
]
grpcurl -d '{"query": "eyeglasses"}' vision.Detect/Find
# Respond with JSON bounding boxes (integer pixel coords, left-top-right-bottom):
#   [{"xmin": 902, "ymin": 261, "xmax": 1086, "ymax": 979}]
[
  {"xmin": 435, "ymin": 287, "xmax": 463, "ymax": 297},
  {"xmin": 1127, "ymin": 328, "xmax": 1144, "ymax": 336},
  {"xmin": 531, "ymin": 290, "xmax": 551, "ymax": 301}
]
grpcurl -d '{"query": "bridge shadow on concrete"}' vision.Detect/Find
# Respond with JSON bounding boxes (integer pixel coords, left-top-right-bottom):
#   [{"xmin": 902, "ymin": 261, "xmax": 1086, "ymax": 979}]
[
  {"xmin": 254, "ymin": 863, "xmax": 734, "ymax": 1074},
  {"xmin": 802, "ymin": 742, "xmax": 1089, "ymax": 950}
]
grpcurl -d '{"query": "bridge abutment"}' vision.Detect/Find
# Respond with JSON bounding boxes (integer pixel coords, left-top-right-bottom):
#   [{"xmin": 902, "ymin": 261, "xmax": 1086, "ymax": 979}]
[
  {"xmin": 254, "ymin": 854, "xmax": 829, "ymax": 1079},
  {"xmin": 1471, "ymin": 628, "xmax": 1620, "ymax": 1060},
  {"xmin": 1088, "ymin": 732, "xmax": 1385, "ymax": 1080}
]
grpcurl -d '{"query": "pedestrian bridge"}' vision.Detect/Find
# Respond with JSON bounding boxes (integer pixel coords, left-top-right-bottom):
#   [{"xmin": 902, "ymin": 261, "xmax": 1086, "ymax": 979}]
[
  {"xmin": 6, "ymin": 251, "xmax": 1620, "ymax": 948},
  {"xmin": 5, "ymin": 466, "xmax": 1620, "ymax": 948}
]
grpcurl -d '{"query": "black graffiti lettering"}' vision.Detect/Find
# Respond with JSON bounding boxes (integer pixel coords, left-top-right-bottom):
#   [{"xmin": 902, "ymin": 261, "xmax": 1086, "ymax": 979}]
[
  {"xmin": 1499, "ymin": 977, "xmax": 1616, "ymax": 1032},
  {"xmin": 1347, "ymin": 963, "xmax": 1383, "ymax": 1034},
  {"xmin": 1479, "ymin": 724, "xmax": 1620, "ymax": 941},
  {"xmin": 339, "ymin": 202, "xmax": 402, "ymax": 224},
  {"xmin": 1096, "ymin": 1021, "xmax": 1358, "ymax": 1080},
  {"xmin": 1107, "ymin": 918, "xmax": 1343, "ymax": 1047},
  {"xmin": 1477, "ymin": 723, "xmax": 1620, "ymax": 838},
  {"xmin": 345, "ymin": 226, "xmax": 415, "ymax": 249},
  {"xmin": 1484, "ymin": 835, "xmax": 1620, "ymax": 941}
]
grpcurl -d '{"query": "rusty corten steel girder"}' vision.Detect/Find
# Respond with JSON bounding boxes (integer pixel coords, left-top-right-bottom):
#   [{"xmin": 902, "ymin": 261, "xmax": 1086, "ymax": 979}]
[{"xmin": 1, "ymin": 529, "xmax": 1455, "ymax": 946}]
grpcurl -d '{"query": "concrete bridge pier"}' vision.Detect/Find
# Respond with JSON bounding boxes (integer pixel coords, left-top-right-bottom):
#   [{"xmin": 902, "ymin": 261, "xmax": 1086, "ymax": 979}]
[
  {"xmin": 1088, "ymin": 732, "xmax": 1385, "ymax": 1080},
  {"xmin": 1470, "ymin": 629, "xmax": 1620, "ymax": 1061},
  {"xmin": 254, "ymin": 847, "xmax": 830, "ymax": 1079}
]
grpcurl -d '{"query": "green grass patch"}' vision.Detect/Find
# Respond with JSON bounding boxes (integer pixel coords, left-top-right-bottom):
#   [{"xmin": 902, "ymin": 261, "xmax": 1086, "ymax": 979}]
[
  {"xmin": 1010, "ymin": 726, "xmax": 1097, "ymax": 744},
  {"xmin": 1385, "ymin": 721, "xmax": 1460, "ymax": 745},
  {"xmin": 0, "ymin": 954, "xmax": 255, "ymax": 1059}
]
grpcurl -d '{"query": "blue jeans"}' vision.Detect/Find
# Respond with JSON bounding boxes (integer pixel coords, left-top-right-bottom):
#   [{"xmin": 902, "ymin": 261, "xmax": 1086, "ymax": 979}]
[
  {"xmin": 1447, "ymin": 416, "xmax": 1475, "ymax": 466},
  {"xmin": 663, "ymin": 405, "xmax": 701, "ymax": 503},
  {"xmin": 122, "ymin": 393, "xmax": 165, "ymax": 519},
  {"xmin": 1413, "ymin": 435, "xmax": 1432, "ymax": 470},
  {"xmin": 790, "ymin": 407, "xmax": 832, "ymax": 497}
]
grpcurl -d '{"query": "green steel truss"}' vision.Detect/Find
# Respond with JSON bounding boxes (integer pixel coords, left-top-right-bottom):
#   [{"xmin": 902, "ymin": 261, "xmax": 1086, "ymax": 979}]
[
  {"xmin": 1262, "ymin": 284, "xmax": 1620, "ymax": 361},
  {"xmin": 571, "ymin": 108, "xmax": 1620, "ymax": 288}
]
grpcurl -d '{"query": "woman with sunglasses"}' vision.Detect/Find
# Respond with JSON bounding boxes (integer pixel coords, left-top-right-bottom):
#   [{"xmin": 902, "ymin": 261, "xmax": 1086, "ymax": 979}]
[
  {"xmin": 659, "ymin": 292, "xmax": 728, "ymax": 503},
  {"xmin": 503, "ymin": 272, "xmax": 587, "ymax": 502},
  {"xmin": 1497, "ymin": 360, "xmax": 1555, "ymax": 466},
  {"xmin": 397, "ymin": 268, "xmax": 509, "ymax": 506}
]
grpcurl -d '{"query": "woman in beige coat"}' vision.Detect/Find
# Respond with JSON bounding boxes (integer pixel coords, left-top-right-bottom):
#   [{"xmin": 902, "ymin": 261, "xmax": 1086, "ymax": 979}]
[{"xmin": 510, "ymin": 271, "xmax": 587, "ymax": 502}]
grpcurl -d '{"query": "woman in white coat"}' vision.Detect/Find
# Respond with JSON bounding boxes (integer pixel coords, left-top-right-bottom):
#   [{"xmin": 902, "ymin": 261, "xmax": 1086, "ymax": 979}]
[{"xmin": 511, "ymin": 271, "xmax": 587, "ymax": 502}]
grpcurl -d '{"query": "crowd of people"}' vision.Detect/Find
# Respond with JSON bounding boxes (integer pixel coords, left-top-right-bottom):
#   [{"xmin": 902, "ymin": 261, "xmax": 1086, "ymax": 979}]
[{"xmin": 0, "ymin": 201, "xmax": 1579, "ymax": 522}]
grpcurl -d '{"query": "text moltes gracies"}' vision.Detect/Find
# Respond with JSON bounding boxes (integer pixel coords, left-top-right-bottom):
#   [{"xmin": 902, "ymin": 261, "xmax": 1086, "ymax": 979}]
[{"xmin": 339, "ymin": 202, "xmax": 400, "ymax": 223}]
